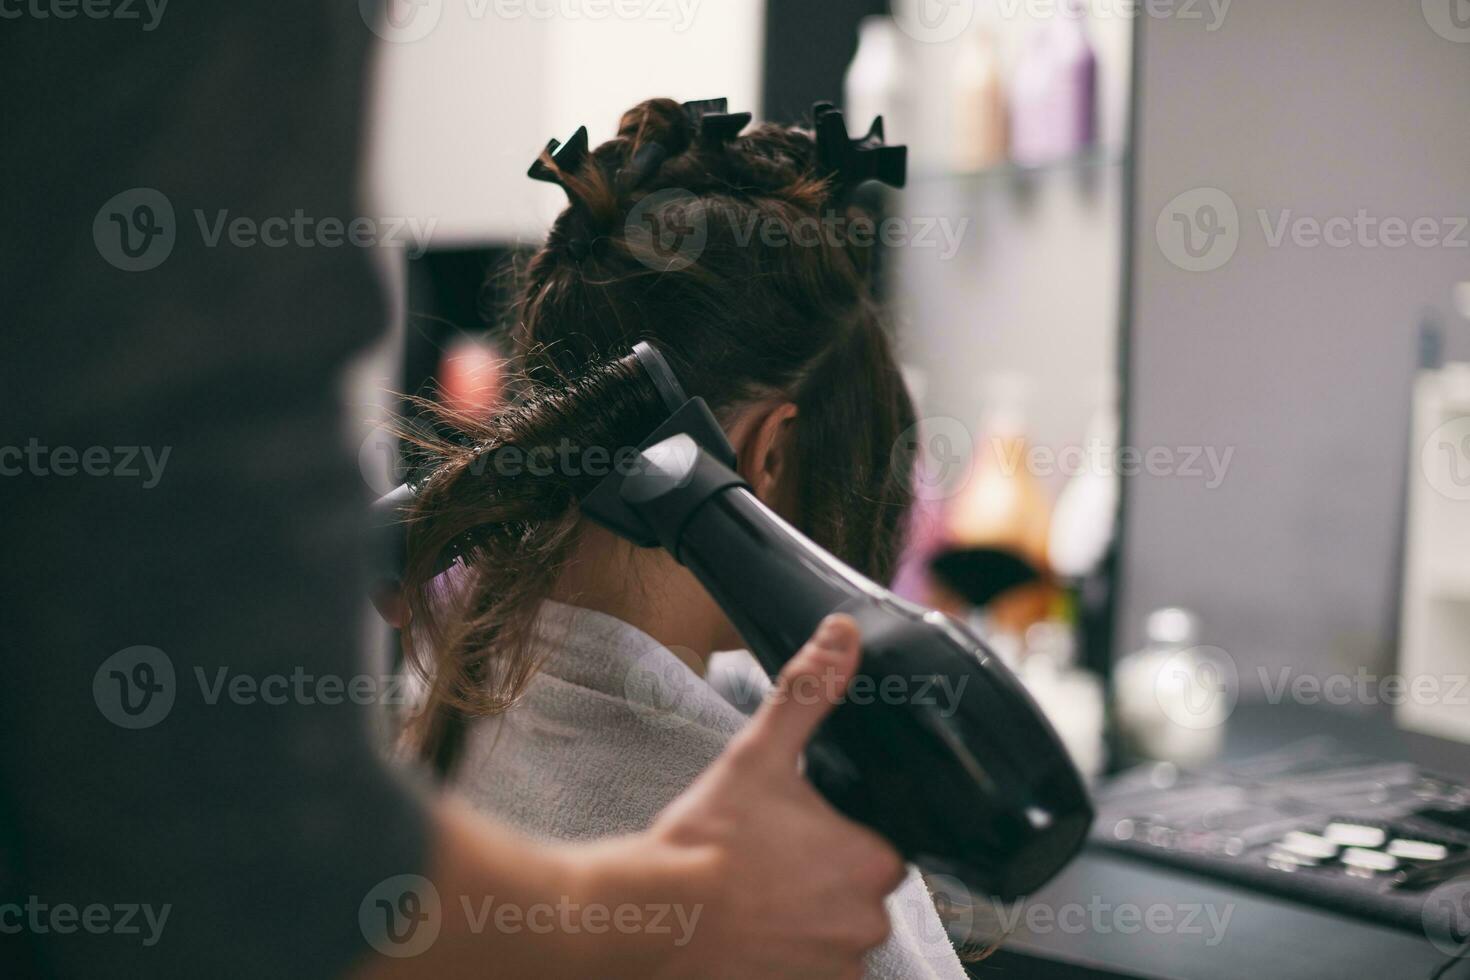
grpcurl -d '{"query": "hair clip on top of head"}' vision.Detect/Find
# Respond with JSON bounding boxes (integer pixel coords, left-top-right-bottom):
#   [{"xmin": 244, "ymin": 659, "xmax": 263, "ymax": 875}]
[
  {"xmin": 529, "ymin": 127, "xmax": 595, "ymax": 259},
  {"xmin": 617, "ymin": 97, "xmax": 752, "ymax": 192},
  {"xmin": 682, "ymin": 97, "xmax": 752, "ymax": 148},
  {"xmin": 529, "ymin": 99, "xmax": 754, "ymax": 198},
  {"xmin": 812, "ymin": 102, "xmax": 907, "ymax": 203},
  {"xmin": 527, "ymin": 125, "xmax": 591, "ymax": 190}
]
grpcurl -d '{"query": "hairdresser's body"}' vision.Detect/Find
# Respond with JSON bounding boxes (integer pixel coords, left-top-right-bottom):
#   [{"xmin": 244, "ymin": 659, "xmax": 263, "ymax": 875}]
[{"xmin": 393, "ymin": 100, "xmax": 965, "ymax": 978}]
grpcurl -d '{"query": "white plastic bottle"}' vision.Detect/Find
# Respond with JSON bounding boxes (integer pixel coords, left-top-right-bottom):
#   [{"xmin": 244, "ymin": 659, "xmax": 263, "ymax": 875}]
[
  {"xmin": 1114, "ymin": 608, "xmax": 1228, "ymax": 765},
  {"xmin": 1048, "ymin": 394, "xmax": 1120, "ymax": 579},
  {"xmin": 844, "ymin": 16, "xmax": 913, "ymax": 145},
  {"xmin": 1019, "ymin": 621, "xmax": 1106, "ymax": 782}
]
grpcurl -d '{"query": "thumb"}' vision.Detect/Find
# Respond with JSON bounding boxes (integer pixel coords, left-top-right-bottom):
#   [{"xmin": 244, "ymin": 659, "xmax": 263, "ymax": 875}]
[{"xmin": 740, "ymin": 614, "xmax": 861, "ymax": 768}]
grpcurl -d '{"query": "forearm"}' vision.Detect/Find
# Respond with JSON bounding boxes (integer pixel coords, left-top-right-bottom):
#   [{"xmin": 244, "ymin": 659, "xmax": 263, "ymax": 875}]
[{"xmin": 350, "ymin": 797, "xmax": 701, "ymax": 979}]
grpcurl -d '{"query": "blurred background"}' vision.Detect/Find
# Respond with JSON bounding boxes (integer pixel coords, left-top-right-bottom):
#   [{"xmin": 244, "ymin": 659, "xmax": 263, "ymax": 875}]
[{"xmin": 355, "ymin": 0, "xmax": 1470, "ymax": 781}]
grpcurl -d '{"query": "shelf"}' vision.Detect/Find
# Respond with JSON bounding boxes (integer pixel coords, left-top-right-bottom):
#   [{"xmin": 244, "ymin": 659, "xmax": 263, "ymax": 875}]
[{"xmin": 910, "ymin": 146, "xmax": 1125, "ymax": 186}]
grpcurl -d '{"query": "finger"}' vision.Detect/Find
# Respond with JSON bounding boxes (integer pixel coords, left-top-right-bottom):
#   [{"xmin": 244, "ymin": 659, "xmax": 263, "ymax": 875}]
[
  {"xmin": 820, "ymin": 806, "xmax": 906, "ymax": 895},
  {"xmin": 740, "ymin": 614, "xmax": 860, "ymax": 767},
  {"xmin": 869, "ymin": 842, "xmax": 908, "ymax": 896}
]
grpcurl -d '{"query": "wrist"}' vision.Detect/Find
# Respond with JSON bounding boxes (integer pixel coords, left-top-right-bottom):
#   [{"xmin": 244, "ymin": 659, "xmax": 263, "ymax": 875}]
[{"xmin": 565, "ymin": 834, "xmax": 713, "ymax": 980}]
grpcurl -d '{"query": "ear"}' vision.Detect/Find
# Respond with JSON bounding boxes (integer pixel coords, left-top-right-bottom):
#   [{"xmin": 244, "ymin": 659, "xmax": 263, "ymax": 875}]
[{"xmin": 732, "ymin": 400, "xmax": 799, "ymax": 505}]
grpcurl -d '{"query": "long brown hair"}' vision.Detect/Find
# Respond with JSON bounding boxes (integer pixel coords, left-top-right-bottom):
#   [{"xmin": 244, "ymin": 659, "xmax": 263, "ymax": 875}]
[{"xmin": 398, "ymin": 98, "xmax": 917, "ymax": 775}]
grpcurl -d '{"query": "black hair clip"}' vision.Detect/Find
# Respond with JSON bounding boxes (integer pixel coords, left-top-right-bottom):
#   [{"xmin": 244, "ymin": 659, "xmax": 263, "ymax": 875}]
[
  {"xmin": 683, "ymin": 97, "xmax": 752, "ymax": 147},
  {"xmin": 812, "ymin": 102, "xmax": 907, "ymax": 202},
  {"xmin": 619, "ymin": 139, "xmax": 670, "ymax": 194},
  {"xmin": 528, "ymin": 125, "xmax": 591, "ymax": 190},
  {"xmin": 530, "ymin": 127, "xmax": 596, "ymax": 258},
  {"xmin": 618, "ymin": 97, "xmax": 752, "ymax": 191}
]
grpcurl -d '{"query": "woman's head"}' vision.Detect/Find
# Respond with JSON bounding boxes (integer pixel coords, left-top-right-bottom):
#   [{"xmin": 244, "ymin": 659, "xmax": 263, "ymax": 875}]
[{"xmin": 400, "ymin": 97, "xmax": 916, "ymax": 769}]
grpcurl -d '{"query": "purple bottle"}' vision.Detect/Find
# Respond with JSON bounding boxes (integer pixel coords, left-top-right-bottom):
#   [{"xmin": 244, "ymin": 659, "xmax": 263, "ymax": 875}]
[{"xmin": 1009, "ymin": 1, "xmax": 1097, "ymax": 166}]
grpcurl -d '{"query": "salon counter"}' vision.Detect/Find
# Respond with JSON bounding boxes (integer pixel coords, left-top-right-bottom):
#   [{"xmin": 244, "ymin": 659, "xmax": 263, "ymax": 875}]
[{"xmin": 965, "ymin": 702, "xmax": 1470, "ymax": 979}]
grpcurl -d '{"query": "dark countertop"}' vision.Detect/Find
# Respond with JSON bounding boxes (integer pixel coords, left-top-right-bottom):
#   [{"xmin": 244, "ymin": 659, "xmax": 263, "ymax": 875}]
[{"xmin": 964, "ymin": 702, "xmax": 1470, "ymax": 979}]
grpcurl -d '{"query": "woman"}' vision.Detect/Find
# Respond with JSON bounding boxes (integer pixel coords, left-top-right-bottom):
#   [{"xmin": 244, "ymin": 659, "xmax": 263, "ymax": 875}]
[{"xmin": 398, "ymin": 98, "xmax": 967, "ymax": 978}]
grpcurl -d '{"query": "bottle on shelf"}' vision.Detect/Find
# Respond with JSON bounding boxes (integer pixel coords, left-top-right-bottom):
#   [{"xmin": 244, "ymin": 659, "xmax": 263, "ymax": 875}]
[
  {"xmin": 844, "ymin": 16, "xmax": 914, "ymax": 145},
  {"xmin": 1113, "ymin": 607, "xmax": 1229, "ymax": 765},
  {"xmin": 1008, "ymin": 0, "xmax": 1097, "ymax": 167},
  {"xmin": 943, "ymin": 374, "xmax": 1056, "ymax": 636},
  {"xmin": 951, "ymin": 23, "xmax": 1008, "ymax": 173},
  {"xmin": 1048, "ymin": 381, "xmax": 1120, "ymax": 580},
  {"xmin": 1019, "ymin": 619, "xmax": 1106, "ymax": 782}
]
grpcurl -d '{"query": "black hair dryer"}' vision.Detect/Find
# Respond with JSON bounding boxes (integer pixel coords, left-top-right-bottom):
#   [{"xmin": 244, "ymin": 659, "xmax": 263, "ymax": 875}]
[
  {"xmin": 577, "ymin": 345, "xmax": 1094, "ymax": 901},
  {"xmin": 376, "ymin": 343, "xmax": 1092, "ymax": 900}
]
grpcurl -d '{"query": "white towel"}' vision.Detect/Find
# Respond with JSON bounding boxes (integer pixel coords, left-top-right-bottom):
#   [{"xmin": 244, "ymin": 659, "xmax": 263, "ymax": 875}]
[{"xmin": 455, "ymin": 601, "xmax": 968, "ymax": 980}]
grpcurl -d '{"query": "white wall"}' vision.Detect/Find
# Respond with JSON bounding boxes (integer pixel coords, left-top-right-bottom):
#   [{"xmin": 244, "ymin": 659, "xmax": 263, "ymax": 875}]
[{"xmin": 364, "ymin": 0, "xmax": 766, "ymax": 246}]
